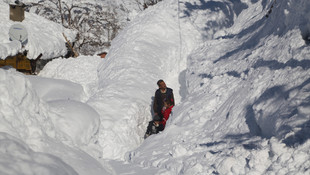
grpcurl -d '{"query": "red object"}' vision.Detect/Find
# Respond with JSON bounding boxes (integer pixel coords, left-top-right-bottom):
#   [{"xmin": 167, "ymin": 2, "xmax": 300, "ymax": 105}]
[{"xmin": 160, "ymin": 105, "xmax": 173, "ymax": 128}]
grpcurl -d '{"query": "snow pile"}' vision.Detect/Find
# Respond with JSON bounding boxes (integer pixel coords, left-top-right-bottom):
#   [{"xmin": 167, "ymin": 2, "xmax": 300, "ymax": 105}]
[
  {"xmin": 182, "ymin": 0, "xmax": 310, "ymax": 143},
  {"xmin": 125, "ymin": 0, "xmax": 310, "ymax": 174},
  {"xmin": 0, "ymin": 132, "xmax": 78, "ymax": 175},
  {"xmin": 0, "ymin": 40, "xmax": 21, "ymax": 59},
  {"xmin": 0, "ymin": 68, "xmax": 107, "ymax": 174},
  {"xmin": 26, "ymin": 75, "xmax": 100, "ymax": 148},
  {"xmin": 85, "ymin": 0, "xmax": 201, "ymax": 160},
  {"xmin": 0, "ymin": 1, "xmax": 74, "ymax": 60},
  {"xmin": 48, "ymin": 100, "xmax": 100, "ymax": 146},
  {"xmin": 34, "ymin": 56, "xmax": 105, "ymax": 149},
  {"xmin": 1, "ymin": 0, "xmax": 310, "ymax": 174},
  {"xmin": 27, "ymin": 75, "xmax": 85, "ymax": 102},
  {"xmin": 0, "ymin": 69, "xmax": 55, "ymax": 144},
  {"xmin": 38, "ymin": 56, "xmax": 103, "ymax": 99},
  {"xmin": 0, "ymin": 68, "xmax": 78, "ymax": 174}
]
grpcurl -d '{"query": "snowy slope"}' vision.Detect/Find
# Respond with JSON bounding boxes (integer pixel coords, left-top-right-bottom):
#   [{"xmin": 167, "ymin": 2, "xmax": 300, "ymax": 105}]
[
  {"xmin": 0, "ymin": 0, "xmax": 310, "ymax": 174},
  {"xmin": 0, "ymin": 68, "xmax": 110, "ymax": 174},
  {"xmin": 86, "ymin": 0, "xmax": 202, "ymax": 160},
  {"xmin": 126, "ymin": 0, "xmax": 310, "ymax": 174}
]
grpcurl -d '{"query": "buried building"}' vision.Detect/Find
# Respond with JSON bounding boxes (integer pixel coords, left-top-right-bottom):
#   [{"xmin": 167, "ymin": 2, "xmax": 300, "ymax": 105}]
[{"xmin": 0, "ymin": 1, "xmax": 76, "ymax": 74}]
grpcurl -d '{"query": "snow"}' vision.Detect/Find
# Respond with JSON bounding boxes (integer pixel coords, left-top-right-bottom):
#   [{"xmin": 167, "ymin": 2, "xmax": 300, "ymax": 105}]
[
  {"xmin": 0, "ymin": 40, "xmax": 22, "ymax": 59},
  {"xmin": 48, "ymin": 99, "xmax": 100, "ymax": 146},
  {"xmin": 0, "ymin": 132, "xmax": 78, "ymax": 175},
  {"xmin": 0, "ymin": 1, "xmax": 74, "ymax": 60},
  {"xmin": 27, "ymin": 75, "xmax": 85, "ymax": 102},
  {"xmin": 1, "ymin": 0, "xmax": 310, "ymax": 174}
]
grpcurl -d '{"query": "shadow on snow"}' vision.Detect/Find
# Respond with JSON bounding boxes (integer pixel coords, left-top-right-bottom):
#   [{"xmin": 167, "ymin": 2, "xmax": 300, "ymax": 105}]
[{"xmin": 245, "ymin": 78, "xmax": 310, "ymax": 147}]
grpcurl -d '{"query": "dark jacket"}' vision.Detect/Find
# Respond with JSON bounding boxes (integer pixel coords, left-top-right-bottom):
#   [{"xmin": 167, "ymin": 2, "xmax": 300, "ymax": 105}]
[{"xmin": 153, "ymin": 87, "xmax": 174, "ymax": 119}]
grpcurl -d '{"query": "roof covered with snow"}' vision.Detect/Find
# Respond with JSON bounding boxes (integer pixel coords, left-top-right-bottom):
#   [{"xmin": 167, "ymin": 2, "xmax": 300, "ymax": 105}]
[{"xmin": 0, "ymin": 1, "xmax": 75, "ymax": 60}]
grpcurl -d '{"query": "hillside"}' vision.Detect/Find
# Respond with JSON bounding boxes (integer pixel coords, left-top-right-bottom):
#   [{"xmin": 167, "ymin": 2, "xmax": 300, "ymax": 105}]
[
  {"xmin": 125, "ymin": 0, "xmax": 310, "ymax": 174},
  {"xmin": 92, "ymin": 0, "xmax": 310, "ymax": 173},
  {"xmin": 0, "ymin": 0, "xmax": 310, "ymax": 174}
]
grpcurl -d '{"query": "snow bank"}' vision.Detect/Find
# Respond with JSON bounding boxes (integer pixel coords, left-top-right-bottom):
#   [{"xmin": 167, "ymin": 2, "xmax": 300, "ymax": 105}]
[
  {"xmin": 0, "ymin": 1, "xmax": 75, "ymax": 60},
  {"xmin": 0, "ymin": 68, "xmax": 55, "ymax": 143},
  {"xmin": 0, "ymin": 68, "xmax": 77, "ymax": 173},
  {"xmin": 27, "ymin": 75, "xmax": 85, "ymax": 102},
  {"xmin": 85, "ymin": 0, "xmax": 201, "ymax": 160},
  {"xmin": 181, "ymin": 0, "xmax": 310, "ymax": 142},
  {"xmin": 26, "ymin": 74, "xmax": 100, "ymax": 148},
  {"xmin": 1, "ymin": 0, "xmax": 310, "ymax": 174},
  {"xmin": 126, "ymin": 0, "xmax": 310, "ymax": 174},
  {"xmin": 0, "ymin": 67, "xmax": 108, "ymax": 174},
  {"xmin": 0, "ymin": 132, "xmax": 78, "ymax": 175},
  {"xmin": 48, "ymin": 100, "xmax": 100, "ymax": 146},
  {"xmin": 38, "ymin": 56, "xmax": 103, "ymax": 99}
]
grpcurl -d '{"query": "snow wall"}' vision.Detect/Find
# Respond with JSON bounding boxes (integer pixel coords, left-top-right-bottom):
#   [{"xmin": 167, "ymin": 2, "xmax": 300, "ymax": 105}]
[{"xmin": 87, "ymin": 0, "xmax": 202, "ymax": 160}]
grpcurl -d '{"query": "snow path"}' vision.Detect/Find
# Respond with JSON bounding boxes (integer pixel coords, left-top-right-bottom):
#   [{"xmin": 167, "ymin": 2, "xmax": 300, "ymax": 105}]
[{"xmin": 85, "ymin": 0, "xmax": 202, "ymax": 160}]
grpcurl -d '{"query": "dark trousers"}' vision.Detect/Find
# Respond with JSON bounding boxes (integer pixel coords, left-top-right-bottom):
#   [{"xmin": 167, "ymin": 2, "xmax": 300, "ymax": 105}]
[{"xmin": 144, "ymin": 121, "xmax": 164, "ymax": 139}]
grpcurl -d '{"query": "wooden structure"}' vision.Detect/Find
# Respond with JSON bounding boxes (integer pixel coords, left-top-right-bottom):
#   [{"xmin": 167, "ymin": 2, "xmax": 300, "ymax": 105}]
[
  {"xmin": 0, "ymin": 53, "xmax": 33, "ymax": 74},
  {"xmin": 9, "ymin": 4, "xmax": 25, "ymax": 22}
]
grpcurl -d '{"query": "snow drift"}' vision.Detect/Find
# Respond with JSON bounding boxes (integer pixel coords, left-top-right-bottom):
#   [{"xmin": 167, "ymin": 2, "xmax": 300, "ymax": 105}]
[
  {"xmin": 0, "ymin": 67, "xmax": 109, "ymax": 174},
  {"xmin": 0, "ymin": 132, "xmax": 78, "ymax": 175},
  {"xmin": 1, "ymin": 0, "xmax": 310, "ymax": 174},
  {"xmin": 125, "ymin": 0, "xmax": 310, "ymax": 174},
  {"xmin": 86, "ymin": 0, "xmax": 201, "ymax": 160}
]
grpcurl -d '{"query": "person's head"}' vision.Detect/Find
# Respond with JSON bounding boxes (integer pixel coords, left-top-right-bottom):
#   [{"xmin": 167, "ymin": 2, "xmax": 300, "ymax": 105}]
[
  {"xmin": 157, "ymin": 79, "xmax": 166, "ymax": 90},
  {"xmin": 164, "ymin": 99, "xmax": 172, "ymax": 107}
]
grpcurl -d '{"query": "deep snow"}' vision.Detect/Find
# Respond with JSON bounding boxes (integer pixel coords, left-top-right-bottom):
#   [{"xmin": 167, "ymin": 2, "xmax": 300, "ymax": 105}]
[
  {"xmin": 0, "ymin": 0, "xmax": 74, "ymax": 60},
  {"xmin": 1, "ymin": 0, "xmax": 310, "ymax": 174}
]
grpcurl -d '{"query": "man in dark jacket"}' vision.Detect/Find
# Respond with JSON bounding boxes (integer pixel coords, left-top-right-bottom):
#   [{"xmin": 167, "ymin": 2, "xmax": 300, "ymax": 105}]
[
  {"xmin": 144, "ymin": 80, "xmax": 175, "ymax": 139},
  {"xmin": 153, "ymin": 79, "xmax": 175, "ymax": 120}
]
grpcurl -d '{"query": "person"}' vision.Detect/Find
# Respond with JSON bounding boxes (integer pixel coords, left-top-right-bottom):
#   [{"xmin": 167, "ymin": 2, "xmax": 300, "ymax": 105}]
[
  {"xmin": 153, "ymin": 80, "xmax": 175, "ymax": 120},
  {"xmin": 144, "ymin": 114, "xmax": 164, "ymax": 139},
  {"xmin": 159, "ymin": 99, "xmax": 173, "ymax": 129},
  {"xmin": 144, "ymin": 80, "xmax": 175, "ymax": 139}
]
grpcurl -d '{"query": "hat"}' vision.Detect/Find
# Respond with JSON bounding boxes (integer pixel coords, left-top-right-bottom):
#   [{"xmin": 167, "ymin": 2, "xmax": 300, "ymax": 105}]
[{"xmin": 153, "ymin": 114, "xmax": 161, "ymax": 121}]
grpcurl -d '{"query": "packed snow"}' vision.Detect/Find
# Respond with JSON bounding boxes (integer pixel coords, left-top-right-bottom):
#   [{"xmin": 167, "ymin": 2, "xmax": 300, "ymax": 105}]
[{"xmin": 1, "ymin": 0, "xmax": 310, "ymax": 174}]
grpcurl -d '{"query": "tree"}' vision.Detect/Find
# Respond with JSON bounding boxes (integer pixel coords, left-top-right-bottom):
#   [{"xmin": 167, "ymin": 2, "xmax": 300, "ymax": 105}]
[
  {"xmin": 29, "ymin": 0, "xmax": 120, "ymax": 55},
  {"xmin": 27, "ymin": 0, "xmax": 161, "ymax": 56},
  {"xmin": 143, "ymin": 0, "xmax": 163, "ymax": 9}
]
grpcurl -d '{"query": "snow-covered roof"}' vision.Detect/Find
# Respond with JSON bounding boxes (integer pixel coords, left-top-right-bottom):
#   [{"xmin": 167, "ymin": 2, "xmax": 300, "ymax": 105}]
[{"xmin": 0, "ymin": 1, "xmax": 75, "ymax": 60}]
